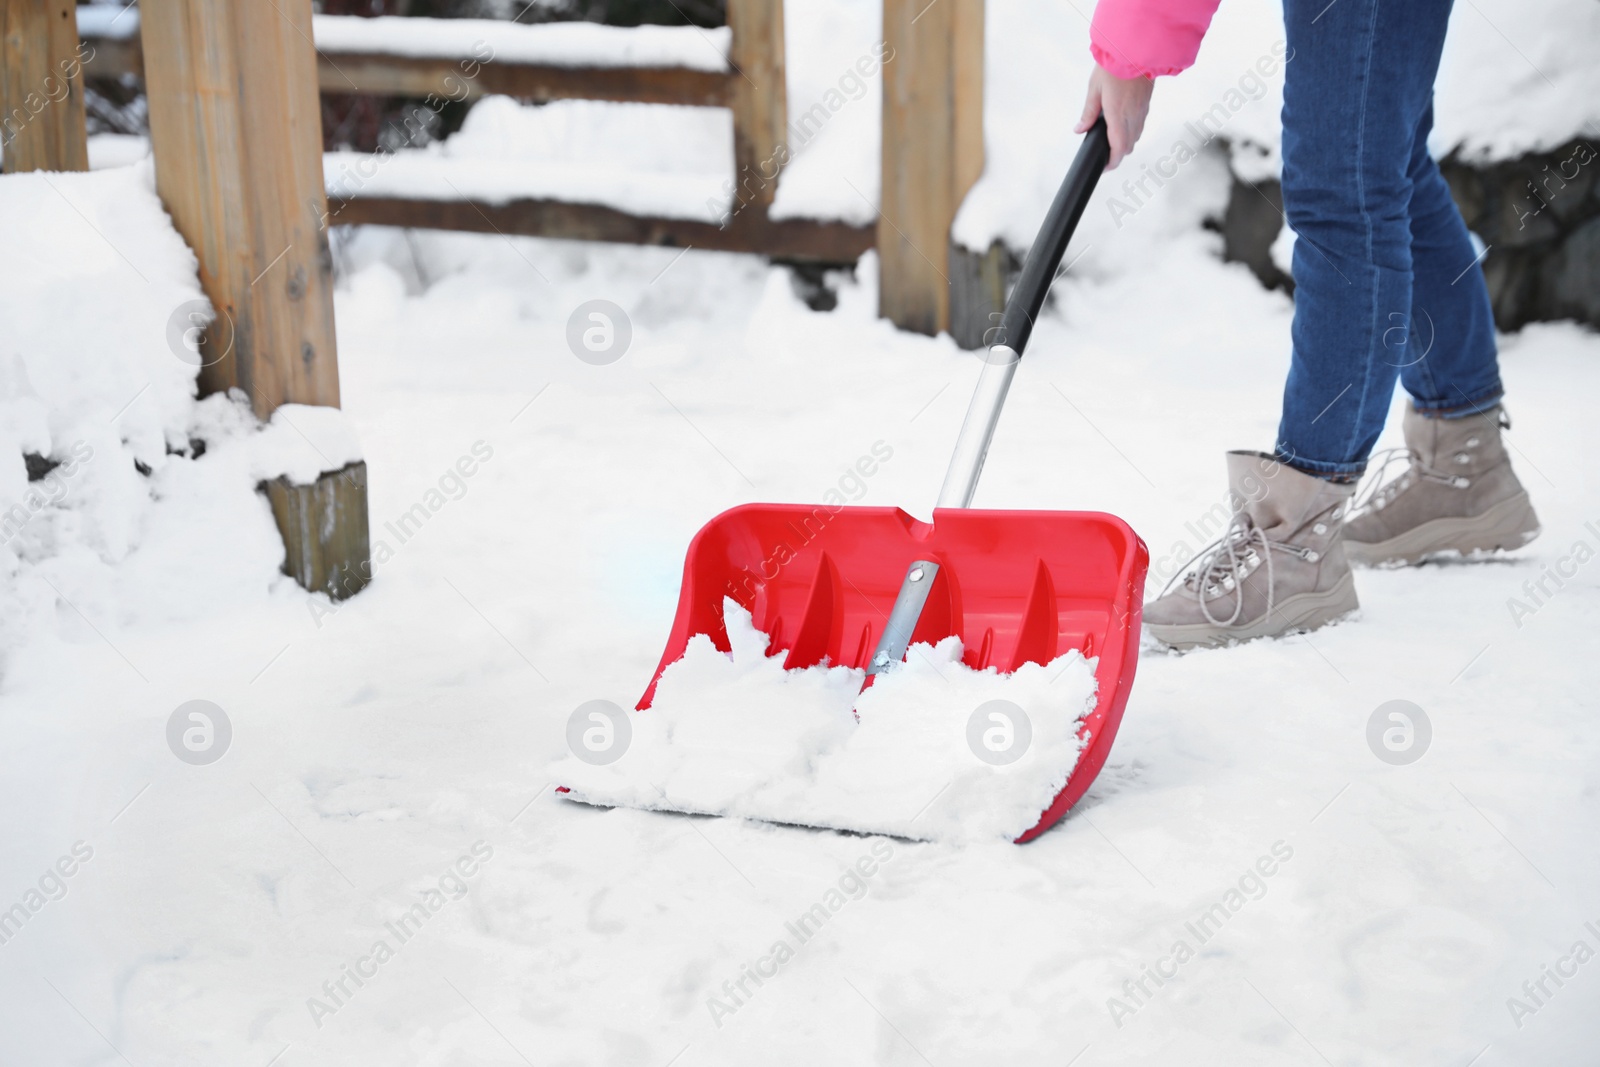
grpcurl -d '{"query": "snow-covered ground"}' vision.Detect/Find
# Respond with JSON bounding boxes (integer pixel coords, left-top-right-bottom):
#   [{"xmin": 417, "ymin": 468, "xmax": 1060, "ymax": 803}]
[
  {"xmin": 5, "ymin": 2, "xmax": 1600, "ymax": 1065},
  {"xmin": 5, "ymin": 169, "xmax": 1599, "ymax": 1066}
]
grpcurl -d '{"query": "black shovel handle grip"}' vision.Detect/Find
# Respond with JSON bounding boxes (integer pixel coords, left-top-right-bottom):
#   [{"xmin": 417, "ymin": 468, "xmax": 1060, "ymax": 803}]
[{"xmin": 994, "ymin": 116, "xmax": 1110, "ymax": 358}]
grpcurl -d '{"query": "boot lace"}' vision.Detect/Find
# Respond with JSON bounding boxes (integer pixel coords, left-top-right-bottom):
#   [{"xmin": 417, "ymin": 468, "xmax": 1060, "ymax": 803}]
[
  {"xmin": 1351, "ymin": 447, "xmax": 1465, "ymax": 515},
  {"xmin": 1158, "ymin": 511, "xmax": 1324, "ymax": 627}
]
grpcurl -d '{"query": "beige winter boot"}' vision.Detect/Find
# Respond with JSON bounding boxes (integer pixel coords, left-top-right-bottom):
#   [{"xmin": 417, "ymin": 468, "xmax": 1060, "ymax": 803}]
[
  {"xmin": 1145, "ymin": 451, "xmax": 1359, "ymax": 650},
  {"xmin": 1344, "ymin": 403, "xmax": 1540, "ymax": 566}
]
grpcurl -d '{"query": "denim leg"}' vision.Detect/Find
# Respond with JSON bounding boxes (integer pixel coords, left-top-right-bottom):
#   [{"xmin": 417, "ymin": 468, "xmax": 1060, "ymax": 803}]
[
  {"xmin": 1274, "ymin": 0, "xmax": 1456, "ymax": 478},
  {"xmin": 1398, "ymin": 102, "xmax": 1505, "ymax": 419}
]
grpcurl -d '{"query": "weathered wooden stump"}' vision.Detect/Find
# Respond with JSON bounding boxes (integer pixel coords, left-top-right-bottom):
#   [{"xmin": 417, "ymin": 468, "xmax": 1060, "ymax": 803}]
[{"xmin": 265, "ymin": 462, "xmax": 372, "ymax": 601}]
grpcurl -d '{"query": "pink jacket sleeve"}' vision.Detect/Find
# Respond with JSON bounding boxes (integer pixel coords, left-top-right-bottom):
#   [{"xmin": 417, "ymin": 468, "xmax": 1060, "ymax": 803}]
[{"xmin": 1089, "ymin": 0, "xmax": 1223, "ymax": 79}]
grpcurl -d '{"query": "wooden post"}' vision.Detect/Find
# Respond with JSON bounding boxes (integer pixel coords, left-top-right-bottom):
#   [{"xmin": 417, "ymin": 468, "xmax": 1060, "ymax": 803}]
[
  {"xmin": 726, "ymin": 0, "xmax": 785, "ymax": 211},
  {"xmin": 0, "ymin": 0, "xmax": 89, "ymax": 173},
  {"xmin": 879, "ymin": 0, "xmax": 985, "ymax": 337},
  {"xmin": 141, "ymin": 0, "xmax": 370, "ymax": 601}
]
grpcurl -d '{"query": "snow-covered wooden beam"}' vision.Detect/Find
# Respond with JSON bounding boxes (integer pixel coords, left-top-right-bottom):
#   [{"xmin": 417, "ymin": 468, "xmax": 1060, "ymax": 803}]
[
  {"xmin": 314, "ymin": 51, "xmax": 731, "ymax": 107},
  {"xmin": 78, "ymin": 11, "xmax": 742, "ymax": 109},
  {"xmin": 140, "ymin": 0, "xmax": 370, "ymax": 601},
  {"xmin": 328, "ymin": 193, "xmax": 874, "ymax": 264},
  {"xmin": 0, "ymin": 0, "xmax": 90, "ymax": 173}
]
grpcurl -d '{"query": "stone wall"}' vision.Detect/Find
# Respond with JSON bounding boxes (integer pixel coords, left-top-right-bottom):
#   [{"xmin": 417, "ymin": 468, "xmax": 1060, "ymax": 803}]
[
  {"xmin": 1217, "ymin": 137, "xmax": 1600, "ymax": 332},
  {"xmin": 1441, "ymin": 138, "xmax": 1599, "ymax": 329}
]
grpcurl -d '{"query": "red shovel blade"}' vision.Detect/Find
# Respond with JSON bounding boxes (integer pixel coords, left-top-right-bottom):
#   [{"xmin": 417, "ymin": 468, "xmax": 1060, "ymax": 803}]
[{"xmin": 638, "ymin": 504, "xmax": 1149, "ymax": 843}]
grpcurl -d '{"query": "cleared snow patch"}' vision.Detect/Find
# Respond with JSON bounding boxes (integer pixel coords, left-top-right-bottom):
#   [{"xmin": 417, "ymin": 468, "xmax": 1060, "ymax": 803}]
[{"xmin": 556, "ymin": 599, "xmax": 1099, "ymax": 843}]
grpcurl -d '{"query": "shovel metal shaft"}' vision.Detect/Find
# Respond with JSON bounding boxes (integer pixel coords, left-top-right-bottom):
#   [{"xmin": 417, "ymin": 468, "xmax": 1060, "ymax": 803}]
[
  {"xmin": 865, "ymin": 560, "xmax": 941, "ymax": 675},
  {"xmin": 936, "ymin": 346, "xmax": 1019, "ymax": 509},
  {"xmin": 866, "ymin": 118, "xmax": 1110, "ymax": 676},
  {"xmin": 937, "ymin": 116, "xmax": 1111, "ymax": 511}
]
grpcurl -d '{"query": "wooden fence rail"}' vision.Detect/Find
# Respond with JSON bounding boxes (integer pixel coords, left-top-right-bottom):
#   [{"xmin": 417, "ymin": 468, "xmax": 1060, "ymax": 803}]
[
  {"xmin": 83, "ymin": 30, "xmax": 734, "ymax": 108},
  {"xmin": 331, "ymin": 194, "xmax": 876, "ymax": 263},
  {"xmin": 61, "ymin": 2, "xmax": 987, "ymax": 327},
  {"xmin": 70, "ymin": 4, "xmax": 881, "ymax": 265}
]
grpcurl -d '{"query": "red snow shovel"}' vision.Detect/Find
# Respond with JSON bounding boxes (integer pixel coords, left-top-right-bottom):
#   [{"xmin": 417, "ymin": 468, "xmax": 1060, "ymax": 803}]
[{"xmin": 633, "ymin": 119, "xmax": 1146, "ymax": 843}]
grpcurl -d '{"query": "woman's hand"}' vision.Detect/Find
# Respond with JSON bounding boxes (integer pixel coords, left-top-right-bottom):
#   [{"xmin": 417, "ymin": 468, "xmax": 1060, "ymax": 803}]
[{"xmin": 1076, "ymin": 65, "xmax": 1154, "ymax": 169}]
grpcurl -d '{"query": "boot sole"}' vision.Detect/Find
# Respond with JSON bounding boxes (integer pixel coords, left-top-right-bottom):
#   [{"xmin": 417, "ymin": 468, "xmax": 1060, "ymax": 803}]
[
  {"xmin": 1145, "ymin": 572, "xmax": 1359, "ymax": 651},
  {"xmin": 1346, "ymin": 491, "xmax": 1541, "ymax": 567}
]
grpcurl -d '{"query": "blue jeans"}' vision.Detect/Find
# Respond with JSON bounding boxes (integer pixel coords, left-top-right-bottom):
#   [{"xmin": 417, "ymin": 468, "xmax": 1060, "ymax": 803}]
[{"xmin": 1276, "ymin": 0, "xmax": 1503, "ymax": 480}]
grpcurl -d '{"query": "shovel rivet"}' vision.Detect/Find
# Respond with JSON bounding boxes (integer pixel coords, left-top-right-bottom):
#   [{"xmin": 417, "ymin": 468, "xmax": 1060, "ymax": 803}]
[{"xmin": 908, "ymin": 566, "xmax": 925, "ymax": 582}]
